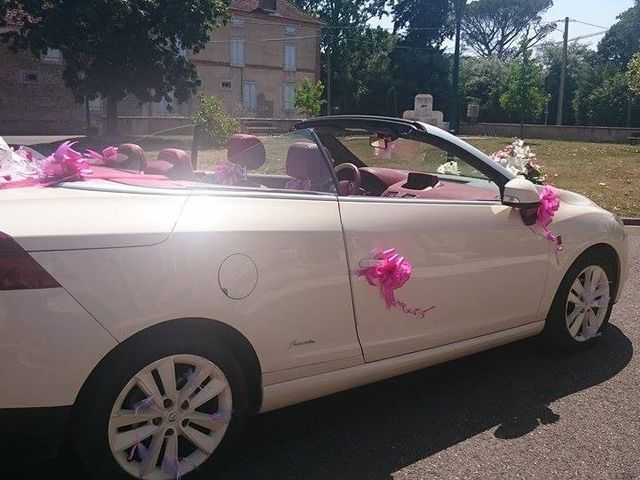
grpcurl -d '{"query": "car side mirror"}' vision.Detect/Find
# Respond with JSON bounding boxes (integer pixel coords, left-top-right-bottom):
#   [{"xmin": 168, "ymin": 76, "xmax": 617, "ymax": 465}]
[
  {"xmin": 502, "ymin": 177, "xmax": 540, "ymax": 226},
  {"xmin": 370, "ymin": 137, "xmax": 388, "ymax": 150}
]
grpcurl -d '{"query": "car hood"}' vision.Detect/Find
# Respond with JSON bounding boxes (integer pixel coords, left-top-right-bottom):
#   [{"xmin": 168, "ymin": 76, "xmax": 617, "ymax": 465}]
[{"xmin": 1, "ymin": 184, "xmax": 188, "ymax": 251}]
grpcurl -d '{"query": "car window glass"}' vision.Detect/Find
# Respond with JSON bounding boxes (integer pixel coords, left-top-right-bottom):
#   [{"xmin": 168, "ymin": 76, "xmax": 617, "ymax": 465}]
[
  {"xmin": 322, "ymin": 128, "xmax": 499, "ymax": 201},
  {"xmin": 196, "ymin": 129, "xmax": 337, "ymax": 194}
]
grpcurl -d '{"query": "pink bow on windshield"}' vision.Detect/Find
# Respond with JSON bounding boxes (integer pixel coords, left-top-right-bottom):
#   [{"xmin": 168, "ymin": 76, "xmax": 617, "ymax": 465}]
[{"xmin": 359, "ymin": 248, "xmax": 412, "ymax": 309}]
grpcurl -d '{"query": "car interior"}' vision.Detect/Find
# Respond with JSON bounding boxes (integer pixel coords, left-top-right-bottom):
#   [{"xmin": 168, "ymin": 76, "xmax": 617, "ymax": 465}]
[{"xmin": 79, "ymin": 124, "xmax": 500, "ymax": 203}]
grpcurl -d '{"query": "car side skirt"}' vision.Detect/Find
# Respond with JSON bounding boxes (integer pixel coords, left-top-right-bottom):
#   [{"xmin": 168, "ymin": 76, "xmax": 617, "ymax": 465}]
[{"xmin": 260, "ymin": 321, "xmax": 545, "ymax": 413}]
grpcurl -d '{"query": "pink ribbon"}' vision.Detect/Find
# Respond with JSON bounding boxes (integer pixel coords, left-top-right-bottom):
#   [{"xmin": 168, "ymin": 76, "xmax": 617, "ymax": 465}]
[
  {"xmin": 213, "ymin": 162, "xmax": 246, "ymax": 186},
  {"xmin": 40, "ymin": 141, "xmax": 93, "ymax": 183},
  {"xmin": 86, "ymin": 146, "xmax": 119, "ymax": 165},
  {"xmin": 536, "ymin": 186, "xmax": 563, "ymax": 264},
  {"xmin": 358, "ymin": 248, "xmax": 412, "ymax": 309}
]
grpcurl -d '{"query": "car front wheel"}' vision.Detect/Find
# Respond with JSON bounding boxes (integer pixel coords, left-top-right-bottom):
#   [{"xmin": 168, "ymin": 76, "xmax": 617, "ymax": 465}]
[
  {"xmin": 73, "ymin": 330, "xmax": 248, "ymax": 479},
  {"xmin": 543, "ymin": 250, "xmax": 617, "ymax": 351}
]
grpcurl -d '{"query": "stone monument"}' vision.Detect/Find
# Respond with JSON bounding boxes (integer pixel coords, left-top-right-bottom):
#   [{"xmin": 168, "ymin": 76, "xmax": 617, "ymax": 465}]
[{"xmin": 403, "ymin": 94, "xmax": 449, "ymax": 130}]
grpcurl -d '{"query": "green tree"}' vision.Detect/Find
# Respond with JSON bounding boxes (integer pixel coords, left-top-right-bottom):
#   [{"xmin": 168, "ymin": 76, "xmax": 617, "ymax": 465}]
[
  {"xmin": 461, "ymin": 0, "xmax": 555, "ymax": 60},
  {"xmin": 598, "ymin": 3, "xmax": 640, "ymax": 70},
  {"xmin": 392, "ymin": 0, "xmax": 453, "ymax": 46},
  {"xmin": 294, "ymin": 79, "xmax": 326, "ymax": 117},
  {"xmin": 577, "ymin": 72, "xmax": 640, "ymax": 127},
  {"xmin": 391, "ymin": 0, "xmax": 455, "ymax": 117},
  {"xmin": 628, "ymin": 51, "xmax": 640, "ymax": 96},
  {"xmin": 500, "ymin": 35, "xmax": 549, "ymax": 135},
  {"xmin": 0, "ymin": 0, "xmax": 229, "ymax": 133},
  {"xmin": 541, "ymin": 42, "xmax": 598, "ymax": 125},
  {"xmin": 192, "ymin": 93, "xmax": 241, "ymax": 148},
  {"xmin": 289, "ymin": 0, "xmax": 389, "ymax": 114},
  {"xmin": 459, "ymin": 56, "xmax": 510, "ymax": 122}
]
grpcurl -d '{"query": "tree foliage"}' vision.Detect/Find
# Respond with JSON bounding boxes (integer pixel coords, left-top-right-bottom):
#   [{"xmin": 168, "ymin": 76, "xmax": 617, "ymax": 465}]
[
  {"xmin": 0, "ymin": 0, "xmax": 229, "ymax": 131},
  {"xmin": 598, "ymin": 5, "xmax": 640, "ymax": 69},
  {"xmin": 393, "ymin": 0, "xmax": 454, "ymax": 46},
  {"xmin": 459, "ymin": 56, "xmax": 510, "ymax": 122},
  {"xmin": 628, "ymin": 51, "xmax": 640, "ymax": 96},
  {"xmin": 499, "ymin": 35, "xmax": 549, "ymax": 124},
  {"xmin": 192, "ymin": 93, "xmax": 242, "ymax": 147},
  {"xmin": 294, "ymin": 79, "xmax": 326, "ymax": 117},
  {"xmin": 541, "ymin": 42, "xmax": 597, "ymax": 125},
  {"xmin": 461, "ymin": 0, "xmax": 555, "ymax": 60}
]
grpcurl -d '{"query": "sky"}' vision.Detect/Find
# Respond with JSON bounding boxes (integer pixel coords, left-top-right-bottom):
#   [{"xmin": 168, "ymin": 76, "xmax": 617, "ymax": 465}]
[{"xmin": 373, "ymin": 0, "xmax": 635, "ymax": 52}]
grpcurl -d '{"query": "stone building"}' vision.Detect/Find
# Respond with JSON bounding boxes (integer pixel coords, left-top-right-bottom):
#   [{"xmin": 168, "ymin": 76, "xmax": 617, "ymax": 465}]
[{"xmin": 0, "ymin": 0, "xmax": 323, "ymax": 135}]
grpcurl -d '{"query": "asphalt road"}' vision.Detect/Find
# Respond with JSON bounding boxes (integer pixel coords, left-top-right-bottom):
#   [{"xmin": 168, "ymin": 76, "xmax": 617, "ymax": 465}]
[{"xmin": 9, "ymin": 228, "xmax": 640, "ymax": 479}]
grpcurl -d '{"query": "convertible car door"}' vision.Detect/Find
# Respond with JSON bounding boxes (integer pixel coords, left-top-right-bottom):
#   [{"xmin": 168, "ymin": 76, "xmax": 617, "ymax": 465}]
[{"xmin": 339, "ymin": 198, "xmax": 550, "ymax": 362}]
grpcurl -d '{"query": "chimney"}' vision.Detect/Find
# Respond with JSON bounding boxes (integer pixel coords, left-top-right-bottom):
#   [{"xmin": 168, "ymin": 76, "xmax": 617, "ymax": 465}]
[{"xmin": 258, "ymin": 0, "xmax": 277, "ymax": 13}]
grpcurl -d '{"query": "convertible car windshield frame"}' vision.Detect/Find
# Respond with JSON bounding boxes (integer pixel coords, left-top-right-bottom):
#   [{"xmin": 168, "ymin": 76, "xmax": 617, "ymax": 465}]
[{"xmin": 294, "ymin": 115, "xmax": 515, "ymax": 195}]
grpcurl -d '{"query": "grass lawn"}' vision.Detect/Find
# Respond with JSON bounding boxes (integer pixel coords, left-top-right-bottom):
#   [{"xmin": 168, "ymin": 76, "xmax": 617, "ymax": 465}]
[{"xmin": 24, "ymin": 134, "xmax": 640, "ymax": 218}]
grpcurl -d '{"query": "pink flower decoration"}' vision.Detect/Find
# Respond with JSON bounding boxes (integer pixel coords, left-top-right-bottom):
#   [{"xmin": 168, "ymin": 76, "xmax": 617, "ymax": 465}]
[
  {"xmin": 213, "ymin": 161, "xmax": 246, "ymax": 186},
  {"xmin": 359, "ymin": 248, "xmax": 412, "ymax": 309},
  {"xmin": 537, "ymin": 185, "xmax": 560, "ymax": 227},
  {"xmin": 537, "ymin": 186, "xmax": 563, "ymax": 263},
  {"xmin": 86, "ymin": 146, "xmax": 119, "ymax": 165},
  {"xmin": 40, "ymin": 141, "xmax": 93, "ymax": 183}
]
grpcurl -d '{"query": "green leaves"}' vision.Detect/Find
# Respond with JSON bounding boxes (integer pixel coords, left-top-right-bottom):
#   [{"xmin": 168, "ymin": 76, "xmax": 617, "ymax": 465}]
[
  {"xmin": 294, "ymin": 79, "xmax": 326, "ymax": 117},
  {"xmin": 192, "ymin": 93, "xmax": 241, "ymax": 148},
  {"xmin": 499, "ymin": 36, "xmax": 549, "ymax": 122},
  {"xmin": 2, "ymin": 0, "xmax": 230, "ymax": 109}
]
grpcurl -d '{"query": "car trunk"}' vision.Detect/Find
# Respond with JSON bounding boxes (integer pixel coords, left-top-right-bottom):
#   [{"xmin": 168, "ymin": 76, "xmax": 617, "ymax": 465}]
[{"xmin": 0, "ymin": 184, "xmax": 188, "ymax": 251}]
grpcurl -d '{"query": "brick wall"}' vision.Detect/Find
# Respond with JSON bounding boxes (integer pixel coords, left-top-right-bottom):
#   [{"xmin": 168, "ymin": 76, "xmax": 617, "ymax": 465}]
[{"xmin": 0, "ymin": 45, "xmax": 86, "ymax": 135}]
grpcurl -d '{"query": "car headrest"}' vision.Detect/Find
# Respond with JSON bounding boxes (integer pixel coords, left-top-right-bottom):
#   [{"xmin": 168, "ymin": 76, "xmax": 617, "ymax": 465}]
[
  {"xmin": 227, "ymin": 134, "xmax": 266, "ymax": 170},
  {"xmin": 286, "ymin": 142, "xmax": 331, "ymax": 183},
  {"xmin": 146, "ymin": 149, "xmax": 194, "ymax": 180},
  {"xmin": 114, "ymin": 144, "xmax": 148, "ymax": 172}
]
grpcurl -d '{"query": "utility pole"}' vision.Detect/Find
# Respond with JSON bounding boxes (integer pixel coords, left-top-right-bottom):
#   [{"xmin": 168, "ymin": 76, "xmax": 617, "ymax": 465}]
[
  {"xmin": 327, "ymin": 51, "xmax": 331, "ymax": 116},
  {"xmin": 556, "ymin": 17, "xmax": 569, "ymax": 125},
  {"xmin": 450, "ymin": 0, "xmax": 465, "ymax": 133}
]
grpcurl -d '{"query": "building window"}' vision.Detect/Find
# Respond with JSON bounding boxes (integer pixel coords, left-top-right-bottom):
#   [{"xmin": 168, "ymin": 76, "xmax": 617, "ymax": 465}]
[
  {"xmin": 19, "ymin": 71, "xmax": 40, "ymax": 84},
  {"xmin": 283, "ymin": 83, "xmax": 296, "ymax": 112},
  {"xmin": 243, "ymin": 81, "xmax": 257, "ymax": 111},
  {"xmin": 230, "ymin": 37, "xmax": 245, "ymax": 67},
  {"xmin": 43, "ymin": 48, "xmax": 62, "ymax": 65},
  {"xmin": 230, "ymin": 16, "xmax": 245, "ymax": 28},
  {"xmin": 220, "ymin": 79, "xmax": 233, "ymax": 91},
  {"xmin": 284, "ymin": 44, "xmax": 296, "ymax": 71},
  {"xmin": 285, "ymin": 25, "xmax": 297, "ymax": 35}
]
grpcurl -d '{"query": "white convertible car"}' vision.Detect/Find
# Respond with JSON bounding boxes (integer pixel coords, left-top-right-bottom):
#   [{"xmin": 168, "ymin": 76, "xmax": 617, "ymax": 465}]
[{"xmin": 0, "ymin": 116, "xmax": 628, "ymax": 479}]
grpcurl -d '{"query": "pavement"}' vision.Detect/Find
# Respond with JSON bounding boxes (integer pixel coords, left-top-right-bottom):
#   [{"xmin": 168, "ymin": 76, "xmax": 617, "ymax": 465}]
[{"xmin": 8, "ymin": 228, "xmax": 640, "ymax": 479}]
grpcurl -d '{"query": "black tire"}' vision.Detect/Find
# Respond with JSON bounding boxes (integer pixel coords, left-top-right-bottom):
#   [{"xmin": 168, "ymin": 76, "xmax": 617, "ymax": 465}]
[
  {"xmin": 72, "ymin": 325, "xmax": 249, "ymax": 479},
  {"xmin": 542, "ymin": 250, "xmax": 617, "ymax": 351}
]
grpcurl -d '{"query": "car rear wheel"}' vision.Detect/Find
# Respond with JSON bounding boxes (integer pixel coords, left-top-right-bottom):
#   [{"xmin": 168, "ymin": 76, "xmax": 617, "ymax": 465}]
[
  {"xmin": 543, "ymin": 251, "xmax": 616, "ymax": 351},
  {"xmin": 73, "ymin": 331, "xmax": 248, "ymax": 479}
]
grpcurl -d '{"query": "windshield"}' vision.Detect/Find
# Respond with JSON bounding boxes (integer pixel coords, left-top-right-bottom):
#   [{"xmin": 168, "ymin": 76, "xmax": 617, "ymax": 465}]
[{"xmin": 315, "ymin": 127, "xmax": 497, "ymax": 184}]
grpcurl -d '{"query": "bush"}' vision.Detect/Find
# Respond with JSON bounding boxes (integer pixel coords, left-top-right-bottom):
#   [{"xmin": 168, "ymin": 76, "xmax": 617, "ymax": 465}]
[
  {"xmin": 192, "ymin": 93, "xmax": 242, "ymax": 147},
  {"xmin": 294, "ymin": 79, "xmax": 326, "ymax": 117}
]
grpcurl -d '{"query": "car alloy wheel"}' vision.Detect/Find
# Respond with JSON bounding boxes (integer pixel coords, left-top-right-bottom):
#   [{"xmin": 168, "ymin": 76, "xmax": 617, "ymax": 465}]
[
  {"xmin": 565, "ymin": 265, "xmax": 610, "ymax": 342},
  {"xmin": 108, "ymin": 354, "xmax": 233, "ymax": 479}
]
